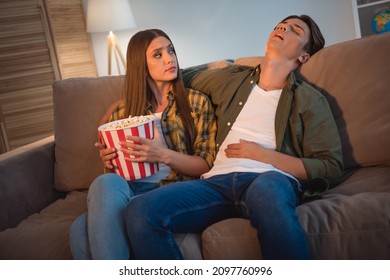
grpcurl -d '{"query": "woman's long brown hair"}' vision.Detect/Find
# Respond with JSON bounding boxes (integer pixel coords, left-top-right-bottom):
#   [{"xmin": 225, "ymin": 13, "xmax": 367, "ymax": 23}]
[{"xmin": 123, "ymin": 29, "xmax": 195, "ymax": 154}]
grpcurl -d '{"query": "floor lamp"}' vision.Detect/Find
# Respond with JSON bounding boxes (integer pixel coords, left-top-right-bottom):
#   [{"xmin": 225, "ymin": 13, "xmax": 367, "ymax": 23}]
[{"xmin": 86, "ymin": 0, "xmax": 136, "ymax": 75}]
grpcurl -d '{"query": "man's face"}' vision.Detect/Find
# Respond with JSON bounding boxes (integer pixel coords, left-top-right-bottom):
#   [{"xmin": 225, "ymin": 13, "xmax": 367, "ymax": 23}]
[{"xmin": 265, "ymin": 18, "xmax": 310, "ymax": 62}]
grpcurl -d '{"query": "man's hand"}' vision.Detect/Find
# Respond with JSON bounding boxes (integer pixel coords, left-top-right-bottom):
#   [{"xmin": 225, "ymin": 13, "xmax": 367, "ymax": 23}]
[
  {"xmin": 225, "ymin": 139, "xmax": 308, "ymax": 181},
  {"xmin": 225, "ymin": 139, "xmax": 267, "ymax": 162}
]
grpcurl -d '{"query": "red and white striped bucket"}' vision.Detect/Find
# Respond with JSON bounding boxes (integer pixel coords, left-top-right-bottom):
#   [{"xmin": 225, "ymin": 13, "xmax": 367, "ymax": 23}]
[{"xmin": 98, "ymin": 116, "xmax": 159, "ymax": 180}]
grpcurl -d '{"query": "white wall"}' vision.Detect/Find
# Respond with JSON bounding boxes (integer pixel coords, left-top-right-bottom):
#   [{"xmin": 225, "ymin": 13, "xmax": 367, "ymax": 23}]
[{"xmin": 84, "ymin": 0, "xmax": 357, "ymax": 76}]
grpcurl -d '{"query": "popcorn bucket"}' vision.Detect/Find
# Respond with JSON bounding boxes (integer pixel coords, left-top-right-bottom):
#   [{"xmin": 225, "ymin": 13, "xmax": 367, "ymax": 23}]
[{"xmin": 98, "ymin": 116, "xmax": 159, "ymax": 180}]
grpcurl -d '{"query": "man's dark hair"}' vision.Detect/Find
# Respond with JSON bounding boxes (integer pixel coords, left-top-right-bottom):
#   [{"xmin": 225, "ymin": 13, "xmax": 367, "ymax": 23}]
[{"xmin": 281, "ymin": 14, "xmax": 325, "ymax": 56}]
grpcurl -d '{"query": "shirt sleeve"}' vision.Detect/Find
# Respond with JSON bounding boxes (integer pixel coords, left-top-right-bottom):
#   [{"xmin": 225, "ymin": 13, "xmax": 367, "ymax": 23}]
[
  {"xmin": 299, "ymin": 93, "xmax": 344, "ymax": 186},
  {"xmin": 187, "ymin": 89, "xmax": 217, "ymax": 168}
]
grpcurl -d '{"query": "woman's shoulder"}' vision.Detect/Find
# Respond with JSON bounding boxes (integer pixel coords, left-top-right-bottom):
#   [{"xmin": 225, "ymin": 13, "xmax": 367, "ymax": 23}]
[
  {"xmin": 99, "ymin": 99, "xmax": 125, "ymax": 124},
  {"xmin": 185, "ymin": 88, "xmax": 210, "ymax": 101},
  {"xmin": 185, "ymin": 88, "xmax": 214, "ymax": 110}
]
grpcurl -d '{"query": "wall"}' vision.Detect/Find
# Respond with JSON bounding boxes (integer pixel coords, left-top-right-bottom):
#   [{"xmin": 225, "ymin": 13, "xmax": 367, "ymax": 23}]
[{"xmin": 84, "ymin": 0, "xmax": 357, "ymax": 76}]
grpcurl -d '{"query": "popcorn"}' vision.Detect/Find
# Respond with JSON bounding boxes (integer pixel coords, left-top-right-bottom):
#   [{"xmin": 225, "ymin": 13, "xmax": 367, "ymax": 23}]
[
  {"xmin": 98, "ymin": 115, "xmax": 159, "ymax": 180},
  {"xmin": 105, "ymin": 115, "xmax": 156, "ymax": 130}
]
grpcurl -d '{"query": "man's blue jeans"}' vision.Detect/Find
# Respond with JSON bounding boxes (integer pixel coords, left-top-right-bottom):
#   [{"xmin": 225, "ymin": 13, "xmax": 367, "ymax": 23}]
[
  {"xmin": 125, "ymin": 171, "xmax": 310, "ymax": 259},
  {"xmin": 69, "ymin": 173, "xmax": 158, "ymax": 259}
]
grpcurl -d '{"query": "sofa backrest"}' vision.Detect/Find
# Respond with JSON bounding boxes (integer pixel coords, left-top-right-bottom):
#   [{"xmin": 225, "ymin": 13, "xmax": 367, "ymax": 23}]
[{"xmin": 298, "ymin": 32, "xmax": 390, "ymax": 170}]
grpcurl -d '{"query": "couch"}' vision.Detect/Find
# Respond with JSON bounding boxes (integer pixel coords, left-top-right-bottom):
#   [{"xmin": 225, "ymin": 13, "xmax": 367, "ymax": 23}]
[{"xmin": 1, "ymin": 32, "xmax": 389, "ymax": 260}]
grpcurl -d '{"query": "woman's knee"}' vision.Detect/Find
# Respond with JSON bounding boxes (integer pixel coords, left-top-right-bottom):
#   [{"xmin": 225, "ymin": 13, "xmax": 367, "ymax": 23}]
[
  {"xmin": 88, "ymin": 173, "xmax": 130, "ymax": 201},
  {"xmin": 70, "ymin": 213, "xmax": 87, "ymax": 243}
]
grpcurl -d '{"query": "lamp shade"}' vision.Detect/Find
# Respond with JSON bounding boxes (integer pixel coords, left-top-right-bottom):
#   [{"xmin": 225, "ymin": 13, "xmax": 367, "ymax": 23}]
[{"xmin": 87, "ymin": 0, "xmax": 136, "ymax": 33}]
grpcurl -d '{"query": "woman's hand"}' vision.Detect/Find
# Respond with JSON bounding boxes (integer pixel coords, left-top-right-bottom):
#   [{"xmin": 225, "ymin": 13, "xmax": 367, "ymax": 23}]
[
  {"xmin": 95, "ymin": 142, "xmax": 117, "ymax": 169},
  {"xmin": 119, "ymin": 135, "xmax": 164, "ymax": 163}
]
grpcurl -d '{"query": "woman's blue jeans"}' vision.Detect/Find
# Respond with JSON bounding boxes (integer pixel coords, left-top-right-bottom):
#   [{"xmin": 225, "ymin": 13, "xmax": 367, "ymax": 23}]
[
  {"xmin": 69, "ymin": 173, "xmax": 158, "ymax": 259},
  {"xmin": 125, "ymin": 171, "xmax": 310, "ymax": 260}
]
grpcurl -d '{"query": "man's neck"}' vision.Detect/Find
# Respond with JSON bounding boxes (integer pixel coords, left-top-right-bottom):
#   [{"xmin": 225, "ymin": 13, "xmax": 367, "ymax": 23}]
[{"xmin": 258, "ymin": 57, "xmax": 297, "ymax": 91}]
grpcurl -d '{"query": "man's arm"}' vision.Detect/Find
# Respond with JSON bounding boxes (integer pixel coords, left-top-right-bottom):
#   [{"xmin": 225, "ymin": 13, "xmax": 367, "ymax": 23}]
[{"xmin": 225, "ymin": 139, "xmax": 308, "ymax": 181}]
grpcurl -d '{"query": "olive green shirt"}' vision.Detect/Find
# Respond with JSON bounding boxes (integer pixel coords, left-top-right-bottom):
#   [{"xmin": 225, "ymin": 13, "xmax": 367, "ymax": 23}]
[{"xmin": 183, "ymin": 64, "xmax": 343, "ymax": 200}]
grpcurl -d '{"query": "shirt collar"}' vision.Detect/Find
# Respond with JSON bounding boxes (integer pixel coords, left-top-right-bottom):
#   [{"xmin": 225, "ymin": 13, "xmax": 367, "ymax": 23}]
[{"xmin": 254, "ymin": 64, "xmax": 299, "ymax": 91}]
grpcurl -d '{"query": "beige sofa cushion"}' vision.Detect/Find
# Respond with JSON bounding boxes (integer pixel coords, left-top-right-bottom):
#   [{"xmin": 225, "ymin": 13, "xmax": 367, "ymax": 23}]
[
  {"xmin": 298, "ymin": 191, "xmax": 390, "ymax": 259},
  {"xmin": 0, "ymin": 191, "xmax": 87, "ymax": 259},
  {"xmin": 298, "ymin": 33, "xmax": 390, "ymax": 169},
  {"xmin": 202, "ymin": 218, "xmax": 261, "ymax": 259},
  {"xmin": 202, "ymin": 189, "xmax": 390, "ymax": 260},
  {"xmin": 53, "ymin": 76, "xmax": 124, "ymax": 191}
]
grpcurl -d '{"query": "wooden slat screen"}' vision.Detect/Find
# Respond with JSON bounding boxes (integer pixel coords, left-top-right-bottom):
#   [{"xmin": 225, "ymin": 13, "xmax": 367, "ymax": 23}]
[
  {"xmin": 0, "ymin": 0, "xmax": 97, "ymax": 152},
  {"xmin": 0, "ymin": 0, "xmax": 58, "ymax": 150},
  {"xmin": 45, "ymin": 0, "xmax": 97, "ymax": 78}
]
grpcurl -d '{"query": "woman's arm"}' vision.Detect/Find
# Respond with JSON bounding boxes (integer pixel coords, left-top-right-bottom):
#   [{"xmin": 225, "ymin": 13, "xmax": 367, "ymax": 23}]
[
  {"xmin": 120, "ymin": 90, "xmax": 217, "ymax": 178},
  {"xmin": 122, "ymin": 138, "xmax": 210, "ymax": 177}
]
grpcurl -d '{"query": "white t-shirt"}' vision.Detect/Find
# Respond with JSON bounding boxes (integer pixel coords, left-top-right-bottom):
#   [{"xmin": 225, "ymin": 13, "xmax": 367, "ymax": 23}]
[
  {"xmin": 202, "ymin": 84, "xmax": 295, "ymax": 181},
  {"xmin": 136, "ymin": 112, "xmax": 171, "ymax": 183}
]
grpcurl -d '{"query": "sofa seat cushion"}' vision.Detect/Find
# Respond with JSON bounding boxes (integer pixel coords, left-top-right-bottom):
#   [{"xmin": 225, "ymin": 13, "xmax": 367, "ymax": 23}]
[
  {"xmin": 202, "ymin": 218, "xmax": 261, "ymax": 259},
  {"xmin": 0, "ymin": 190, "xmax": 202, "ymax": 260},
  {"xmin": 201, "ymin": 190, "xmax": 390, "ymax": 260},
  {"xmin": 328, "ymin": 166, "xmax": 390, "ymax": 195},
  {"xmin": 297, "ymin": 192, "xmax": 390, "ymax": 259},
  {"xmin": 0, "ymin": 191, "xmax": 87, "ymax": 260}
]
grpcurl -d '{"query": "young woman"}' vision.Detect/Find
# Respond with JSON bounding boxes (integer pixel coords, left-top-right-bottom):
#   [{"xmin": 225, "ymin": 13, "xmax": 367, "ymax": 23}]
[{"xmin": 69, "ymin": 29, "xmax": 216, "ymax": 259}]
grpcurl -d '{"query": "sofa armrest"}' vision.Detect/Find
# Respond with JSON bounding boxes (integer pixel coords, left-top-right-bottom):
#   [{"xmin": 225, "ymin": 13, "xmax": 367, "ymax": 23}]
[{"xmin": 0, "ymin": 136, "xmax": 63, "ymax": 231}]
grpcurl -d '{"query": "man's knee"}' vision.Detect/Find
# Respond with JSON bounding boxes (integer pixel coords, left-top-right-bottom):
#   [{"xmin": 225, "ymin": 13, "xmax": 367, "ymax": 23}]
[
  {"xmin": 124, "ymin": 195, "xmax": 152, "ymax": 234},
  {"xmin": 248, "ymin": 172, "xmax": 297, "ymax": 202}
]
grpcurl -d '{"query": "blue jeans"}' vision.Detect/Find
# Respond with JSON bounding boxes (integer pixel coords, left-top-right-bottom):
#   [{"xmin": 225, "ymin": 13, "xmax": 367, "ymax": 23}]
[
  {"xmin": 69, "ymin": 173, "xmax": 159, "ymax": 259},
  {"xmin": 125, "ymin": 171, "xmax": 310, "ymax": 260}
]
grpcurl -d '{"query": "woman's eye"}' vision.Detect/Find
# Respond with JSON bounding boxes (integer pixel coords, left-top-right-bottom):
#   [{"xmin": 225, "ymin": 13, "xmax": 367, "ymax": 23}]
[{"xmin": 154, "ymin": 52, "xmax": 161, "ymax": 58}]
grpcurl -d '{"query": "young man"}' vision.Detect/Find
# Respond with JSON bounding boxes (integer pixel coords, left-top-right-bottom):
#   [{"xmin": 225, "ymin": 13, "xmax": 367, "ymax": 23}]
[{"xmin": 124, "ymin": 15, "xmax": 343, "ymax": 259}]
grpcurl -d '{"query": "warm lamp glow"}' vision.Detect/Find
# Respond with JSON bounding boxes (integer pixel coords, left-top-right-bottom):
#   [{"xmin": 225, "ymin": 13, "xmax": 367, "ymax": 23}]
[
  {"xmin": 87, "ymin": 0, "xmax": 136, "ymax": 33},
  {"xmin": 86, "ymin": 0, "xmax": 136, "ymax": 75}
]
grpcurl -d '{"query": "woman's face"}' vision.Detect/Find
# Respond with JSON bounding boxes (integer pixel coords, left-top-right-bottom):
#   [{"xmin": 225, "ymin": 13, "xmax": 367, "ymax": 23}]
[{"xmin": 146, "ymin": 36, "xmax": 178, "ymax": 84}]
